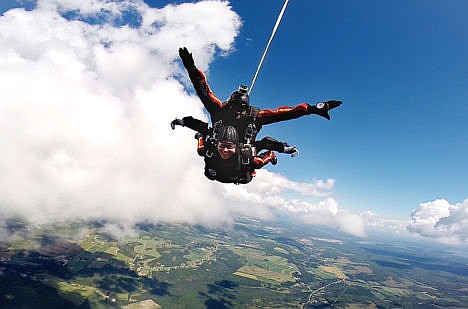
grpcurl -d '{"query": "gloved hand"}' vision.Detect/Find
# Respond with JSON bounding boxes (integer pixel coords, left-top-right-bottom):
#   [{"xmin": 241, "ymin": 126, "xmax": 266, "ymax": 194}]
[
  {"xmin": 307, "ymin": 100, "xmax": 342, "ymax": 120},
  {"xmin": 324, "ymin": 100, "xmax": 342, "ymax": 110},
  {"xmin": 170, "ymin": 118, "xmax": 184, "ymax": 130},
  {"xmin": 178, "ymin": 47, "xmax": 195, "ymax": 71}
]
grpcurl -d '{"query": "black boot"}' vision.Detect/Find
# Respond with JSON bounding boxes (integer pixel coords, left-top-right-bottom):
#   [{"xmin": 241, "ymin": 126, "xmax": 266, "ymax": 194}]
[
  {"xmin": 170, "ymin": 118, "xmax": 184, "ymax": 130},
  {"xmin": 308, "ymin": 100, "xmax": 342, "ymax": 120}
]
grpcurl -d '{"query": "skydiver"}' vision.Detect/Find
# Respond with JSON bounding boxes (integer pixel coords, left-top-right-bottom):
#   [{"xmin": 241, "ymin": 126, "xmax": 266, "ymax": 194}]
[
  {"xmin": 185, "ymin": 123, "xmax": 277, "ymax": 184},
  {"xmin": 170, "ymin": 116, "xmax": 299, "ymax": 156},
  {"xmin": 178, "ymin": 47, "xmax": 343, "ymax": 145}
]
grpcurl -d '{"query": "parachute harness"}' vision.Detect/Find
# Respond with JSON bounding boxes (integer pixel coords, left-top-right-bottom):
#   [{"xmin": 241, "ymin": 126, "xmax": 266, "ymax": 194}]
[{"xmin": 248, "ymin": 0, "xmax": 289, "ymax": 95}]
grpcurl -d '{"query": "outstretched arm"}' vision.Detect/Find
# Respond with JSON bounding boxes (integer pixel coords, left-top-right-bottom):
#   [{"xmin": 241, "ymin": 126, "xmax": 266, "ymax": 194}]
[
  {"xmin": 170, "ymin": 116, "xmax": 209, "ymax": 157},
  {"xmin": 170, "ymin": 116, "xmax": 209, "ymax": 135},
  {"xmin": 256, "ymin": 100, "xmax": 342, "ymax": 126},
  {"xmin": 179, "ymin": 47, "xmax": 223, "ymax": 115}
]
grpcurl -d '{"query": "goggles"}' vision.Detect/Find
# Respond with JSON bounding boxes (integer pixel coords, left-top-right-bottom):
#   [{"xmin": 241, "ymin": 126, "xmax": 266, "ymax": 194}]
[{"xmin": 217, "ymin": 142, "xmax": 236, "ymax": 150}]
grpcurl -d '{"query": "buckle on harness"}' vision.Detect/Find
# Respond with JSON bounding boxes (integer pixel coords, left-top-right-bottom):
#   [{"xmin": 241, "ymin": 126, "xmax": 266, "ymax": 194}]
[
  {"xmin": 240, "ymin": 144, "xmax": 252, "ymax": 165},
  {"xmin": 244, "ymin": 124, "xmax": 257, "ymax": 142},
  {"xmin": 213, "ymin": 120, "xmax": 223, "ymax": 139}
]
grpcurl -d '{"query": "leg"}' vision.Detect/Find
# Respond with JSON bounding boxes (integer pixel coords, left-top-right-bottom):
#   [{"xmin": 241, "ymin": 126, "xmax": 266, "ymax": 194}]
[
  {"xmin": 253, "ymin": 151, "xmax": 277, "ymax": 168},
  {"xmin": 254, "ymin": 136, "xmax": 284, "ymax": 152}
]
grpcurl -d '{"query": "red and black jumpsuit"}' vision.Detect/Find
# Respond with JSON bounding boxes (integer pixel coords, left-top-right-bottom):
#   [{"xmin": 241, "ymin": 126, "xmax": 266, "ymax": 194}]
[{"xmin": 183, "ymin": 65, "xmax": 317, "ymax": 140}]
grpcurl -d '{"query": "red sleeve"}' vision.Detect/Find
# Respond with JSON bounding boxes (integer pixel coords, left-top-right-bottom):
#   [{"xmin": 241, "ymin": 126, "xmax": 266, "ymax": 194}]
[
  {"xmin": 187, "ymin": 68, "xmax": 223, "ymax": 115},
  {"xmin": 257, "ymin": 103, "xmax": 310, "ymax": 125}
]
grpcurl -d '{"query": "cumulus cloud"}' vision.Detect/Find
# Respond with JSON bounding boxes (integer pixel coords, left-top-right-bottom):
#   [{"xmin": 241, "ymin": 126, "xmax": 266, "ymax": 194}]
[
  {"xmin": 0, "ymin": 0, "xmax": 241, "ymax": 231},
  {"xmin": 408, "ymin": 199, "xmax": 468, "ymax": 245},
  {"xmin": 297, "ymin": 201, "xmax": 367, "ymax": 238},
  {"xmin": 218, "ymin": 169, "xmax": 335, "ymax": 219},
  {"xmin": 361, "ymin": 211, "xmax": 410, "ymax": 234},
  {"xmin": 221, "ymin": 170, "xmax": 366, "ymax": 238},
  {"xmin": 0, "ymin": 0, "xmax": 395, "ymax": 241}
]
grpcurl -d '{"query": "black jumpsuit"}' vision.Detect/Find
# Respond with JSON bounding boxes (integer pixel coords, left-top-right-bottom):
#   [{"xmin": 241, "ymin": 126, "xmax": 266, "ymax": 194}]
[{"xmin": 196, "ymin": 135, "xmax": 276, "ymax": 184}]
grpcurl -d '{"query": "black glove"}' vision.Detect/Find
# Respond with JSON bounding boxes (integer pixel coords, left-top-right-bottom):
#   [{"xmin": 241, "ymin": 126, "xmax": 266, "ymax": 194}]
[
  {"xmin": 178, "ymin": 47, "xmax": 196, "ymax": 71},
  {"xmin": 170, "ymin": 118, "xmax": 184, "ymax": 130},
  {"xmin": 324, "ymin": 100, "xmax": 342, "ymax": 110},
  {"xmin": 307, "ymin": 100, "xmax": 342, "ymax": 120}
]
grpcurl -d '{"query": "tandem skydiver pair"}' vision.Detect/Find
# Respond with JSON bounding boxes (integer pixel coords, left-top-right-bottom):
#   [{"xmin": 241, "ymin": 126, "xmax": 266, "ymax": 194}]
[{"xmin": 171, "ymin": 47, "xmax": 342, "ymax": 184}]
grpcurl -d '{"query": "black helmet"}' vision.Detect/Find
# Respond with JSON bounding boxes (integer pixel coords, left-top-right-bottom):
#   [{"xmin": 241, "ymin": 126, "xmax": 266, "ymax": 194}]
[{"xmin": 228, "ymin": 85, "xmax": 249, "ymax": 111}]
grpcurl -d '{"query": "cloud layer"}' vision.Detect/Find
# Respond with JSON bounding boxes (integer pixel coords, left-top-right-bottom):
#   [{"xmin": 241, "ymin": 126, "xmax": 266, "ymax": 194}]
[{"xmin": 0, "ymin": 0, "xmax": 241, "ymax": 229}]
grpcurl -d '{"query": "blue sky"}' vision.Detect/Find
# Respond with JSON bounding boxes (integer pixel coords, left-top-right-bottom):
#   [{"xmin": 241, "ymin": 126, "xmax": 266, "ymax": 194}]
[
  {"xmin": 183, "ymin": 0, "xmax": 468, "ymax": 219},
  {"xmin": 0, "ymin": 0, "xmax": 466, "ymax": 243},
  {"xmin": 140, "ymin": 0, "xmax": 467, "ymax": 219}
]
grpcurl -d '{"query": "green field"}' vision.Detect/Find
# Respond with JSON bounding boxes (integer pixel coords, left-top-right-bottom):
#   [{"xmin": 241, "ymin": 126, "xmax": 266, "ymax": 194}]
[
  {"xmin": 41, "ymin": 275, "xmax": 106, "ymax": 306},
  {"xmin": 230, "ymin": 246, "xmax": 299, "ymax": 284},
  {"xmin": 1, "ymin": 219, "xmax": 467, "ymax": 308}
]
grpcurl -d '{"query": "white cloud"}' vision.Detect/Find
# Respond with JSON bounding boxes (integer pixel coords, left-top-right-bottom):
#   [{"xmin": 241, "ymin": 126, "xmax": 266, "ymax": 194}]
[
  {"xmin": 408, "ymin": 199, "xmax": 468, "ymax": 245},
  {"xmin": 37, "ymin": 0, "xmax": 124, "ymax": 14},
  {"xmin": 296, "ymin": 202, "xmax": 367, "ymax": 238},
  {"xmin": 361, "ymin": 211, "xmax": 409, "ymax": 232},
  {"xmin": 0, "ymin": 0, "xmax": 241, "ymax": 232},
  {"xmin": 223, "ymin": 170, "xmax": 367, "ymax": 238}
]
